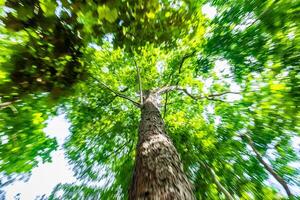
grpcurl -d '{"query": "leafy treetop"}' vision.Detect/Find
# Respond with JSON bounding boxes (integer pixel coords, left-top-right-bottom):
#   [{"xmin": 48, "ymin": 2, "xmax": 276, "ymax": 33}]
[{"xmin": 0, "ymin": 0, "xmax": 299, "ymax": 199}]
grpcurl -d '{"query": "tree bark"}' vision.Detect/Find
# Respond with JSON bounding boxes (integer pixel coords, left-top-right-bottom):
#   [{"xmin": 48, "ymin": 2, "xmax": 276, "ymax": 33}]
[
  {"xmin": 129, "ymin": 92, "xmax": 195, "ymax": 200},
  {"xmin": 244, "ymin": 135, "xmax": 293, "ymax": 198}
]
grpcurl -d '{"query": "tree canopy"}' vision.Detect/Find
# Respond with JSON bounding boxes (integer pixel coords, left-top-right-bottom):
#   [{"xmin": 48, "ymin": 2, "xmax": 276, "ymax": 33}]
[{"xmin": 0, "ymin": 0, "xmax": 299, "ymax": 199}]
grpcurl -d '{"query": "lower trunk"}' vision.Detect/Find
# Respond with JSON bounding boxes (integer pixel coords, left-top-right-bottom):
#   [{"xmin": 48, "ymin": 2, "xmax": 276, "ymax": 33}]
[{"xmin": 129, "ymin": 94, "xmax": 195, "ymax": 200}]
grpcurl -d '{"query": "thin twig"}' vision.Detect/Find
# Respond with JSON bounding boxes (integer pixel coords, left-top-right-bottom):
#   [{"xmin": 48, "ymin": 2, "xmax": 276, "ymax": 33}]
[
  {"xmin": 163, "ymin": 92, "xmax": 168, "ymax": 118},
  {"xmin": 133, "ymin": 57, "xmax": 143, "ymax": 104},
  {"xmin": 0, "ymin": 101, "xmax": 13, "ymax": 108},
  {"xmin": 163, "ymin": 50, "xmax": 197, "ymax": 88},
  {"xmin": 0, "ymin": 100, "xmax": 19, "ymax": 113},
  {"xmin": 155, "ymin": 85, "xmax": 240, "ymax": 102},
  {"xmin": 175, "ymin": 50, "xmax": 197, "ymax": 86},
  {"xmin": 102, "ymin": 139, "xmax": 131, "ymax": 161},
  {"xmin": 89, "ymin": 74, "xmax": 141, "ymax": 108}
]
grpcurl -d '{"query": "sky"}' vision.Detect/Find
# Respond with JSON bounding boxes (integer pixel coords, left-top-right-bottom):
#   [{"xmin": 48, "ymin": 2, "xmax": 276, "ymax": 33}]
[{"xmin": 3, "ymin": 115, "xmax": 76, "ymax": 200}]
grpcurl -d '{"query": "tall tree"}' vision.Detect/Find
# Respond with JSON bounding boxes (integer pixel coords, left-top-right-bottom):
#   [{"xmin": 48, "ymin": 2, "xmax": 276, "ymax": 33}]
[{"xmin": 130, "ymin": 90, "xmax": 195, "ymax": 199}]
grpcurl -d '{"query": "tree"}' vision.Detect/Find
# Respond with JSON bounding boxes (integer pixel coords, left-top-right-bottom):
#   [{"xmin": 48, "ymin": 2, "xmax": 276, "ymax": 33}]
[
  {"xmin": 0, "ymin": 0, "xmax": 299, "ymax": 199},
  {"xmin": 129, "ymin": 90, "xmax": 195, "ymax": 199}
]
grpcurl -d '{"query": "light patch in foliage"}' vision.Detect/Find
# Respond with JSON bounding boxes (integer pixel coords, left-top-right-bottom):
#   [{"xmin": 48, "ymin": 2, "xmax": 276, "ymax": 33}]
[
  {"xmin": 202, "ymin": 137, "xmax": 216, "ymax": 151},
  {"xmin": 156, "ymin": 61, "xmax": 165, "ymax": 74},
  {"xmin": 167, "ymin": 111, "xmax": 186, "ymax": 128},
  {"xmin": 0, "ymin": 0, "xmax": 5, "ymax": 6},
  {"xmin": 214, "ymin": 59, "xmax": 232, "ymax": 77},
  {"xmin": 40, "ymin": 0, "xmax": 57, "ymax": 16},
  {"xmin": 270, "ymin": 83, "xmax": 285, "ymax": 92},
  {"xmin": 170, "ymin": 0, "xmax": 184, "ymax": 10},
  {"xmin": 202, "ymin": 4, "xmax": 217, "ymax": 19},
  {"xmin": 146, "ymin": 11, "xmax": 156, "ymax": 19},
  {"xmin": 32, "ymin": 113, "xmax": 44, "ymax": 125},
  {"xmin": 0, "ymin": 70, "xmax": 8, "ymax": 82},
  {"xmin": 232, "ymin": 12, "xmax": 256, "ymax": 33}
]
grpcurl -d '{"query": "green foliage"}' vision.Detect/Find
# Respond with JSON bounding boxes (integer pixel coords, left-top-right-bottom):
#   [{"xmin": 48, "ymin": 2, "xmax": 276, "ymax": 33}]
[
  {"xmin": 0, "ymin": 94, "xmax": 58, "ymax": 174},
  {"xmin": 0, "ymin": 0, "xmax": 299, "ymax": 199}
]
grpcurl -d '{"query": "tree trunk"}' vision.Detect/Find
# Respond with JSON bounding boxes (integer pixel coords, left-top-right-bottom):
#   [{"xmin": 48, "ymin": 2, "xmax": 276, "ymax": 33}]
[
  {"xmin": 244, "ymin": 135, "xmax": 293, "ymax": 198},
  {"xmin": 129, "ymin": 92, "xmax": 195, "ymax": 200}
]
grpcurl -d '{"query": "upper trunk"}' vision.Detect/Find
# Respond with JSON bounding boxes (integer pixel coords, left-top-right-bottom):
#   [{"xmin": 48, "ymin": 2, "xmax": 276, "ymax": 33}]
[{"xmin": 129, "ymin": 92, "xmax": 195, "ymax": 200}]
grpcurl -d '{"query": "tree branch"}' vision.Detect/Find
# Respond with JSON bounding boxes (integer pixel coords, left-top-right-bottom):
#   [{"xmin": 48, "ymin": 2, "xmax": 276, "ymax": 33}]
[
  {"xmin": 89, "ymin": 74, "xmax": 141, "ymax": 108},
  {"xmin": 206, "ymin": 165, "xmax": 235, "ymax": 200},
  {"xmin": 155, "ymin": 85, "xmax": 240, "ymax": 102},
  {"xmin": 0, "ymin": 100, "xmax": 19, "ymax": 113},
  {"xmin": 175, "ymin": 50, "xmax": 196, "ymax": 85},
  {"xmin": 0, "ymin": 101, "xmax": 13, "ymax": 109},
  {"xmin": 165, "ymin": 50, "xmax": 196, "ymax": 86},
  {"xmin": 163, "ymin": 92, "xmax": 168, "ymax": 118},
  {"xmin": 102, "ymin": 139, "xmax": 131, "ymax": 161},
  {"xmin": 241, "ymin": 134, "xmax": 293, "ymax": 198}
]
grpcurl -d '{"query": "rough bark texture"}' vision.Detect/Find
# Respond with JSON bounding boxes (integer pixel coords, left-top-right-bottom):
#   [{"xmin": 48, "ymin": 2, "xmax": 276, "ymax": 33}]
[{"xmin": 129, "ymin": 93, "xmax": 195, "ymax": 200}]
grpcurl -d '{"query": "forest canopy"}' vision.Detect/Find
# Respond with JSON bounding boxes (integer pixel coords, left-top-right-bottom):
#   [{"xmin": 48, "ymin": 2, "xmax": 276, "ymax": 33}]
[{"xmin": 0, "ymin": 0, "xmax": 299, "ymax": 199}]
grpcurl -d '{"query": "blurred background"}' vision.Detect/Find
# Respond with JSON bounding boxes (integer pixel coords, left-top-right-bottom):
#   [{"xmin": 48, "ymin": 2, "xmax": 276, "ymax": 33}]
[{"xmin": 0, "ymin": 0, "xmax": 299, "ymax": 199}]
